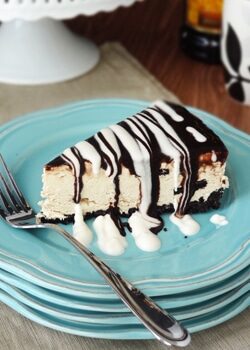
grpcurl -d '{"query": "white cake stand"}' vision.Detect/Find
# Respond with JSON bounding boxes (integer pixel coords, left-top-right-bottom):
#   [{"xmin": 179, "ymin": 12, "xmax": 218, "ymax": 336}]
[{"xmin": 0, "ymin": 0, "xmax": 139, "ymax": 85}]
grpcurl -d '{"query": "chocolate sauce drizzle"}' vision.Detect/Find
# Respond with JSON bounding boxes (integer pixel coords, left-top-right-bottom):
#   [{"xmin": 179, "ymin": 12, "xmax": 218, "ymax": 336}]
[{"xmin": 47, "ymin": 101, "xmax": 228, "ymax": 235}]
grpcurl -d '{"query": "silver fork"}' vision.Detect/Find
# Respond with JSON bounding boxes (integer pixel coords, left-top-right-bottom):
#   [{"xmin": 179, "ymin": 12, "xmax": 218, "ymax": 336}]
[{"xmin": 0, "ymin": 154, "xmax": 191, "ymax": 348}]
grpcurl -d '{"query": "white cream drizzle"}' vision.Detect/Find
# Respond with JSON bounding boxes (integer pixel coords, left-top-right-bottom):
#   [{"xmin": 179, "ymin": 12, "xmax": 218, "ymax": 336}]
[
  {"xmin": 146, "ymin": 108, "xmax": 191, "ymax": 210},
  {"xmin": 95, "ymin": 127, "xmax": 121, "ymax": 179},
  {"xmin": 128, "ymin": 212, "xmax": 161, "ymax": 252},
  {"xmin": 170, "ymin": 213, "xmax": 200, "ymax": 236},
  {"xmin": 73, "ymin": 204, "xmax": 93, "ymax": 247},
  {"xmin": 211, "ymin": 150, "xmax": 217, "ymax": 162},
  {"xmin": 210, "ymin": 214, "xmax": 228, "ymax": 227},
  {"xmin": 110, "ymin": 123, "xmax": 160, "ymax": 227},
  {"xmin": 75, "ymin": 141, "xmax": 101, "ymax": 175},
  {"xmin": 62, "ymin": 142, "xmax": 102, "ymax": 202},
  {"xmin": 93, "ymin": 214, "xmax": 128, "ymax": 256},
  {"xmin": 62, "ymin": 148, "xmax": 82, "ymax": 202},
  {"xmin": 186, "ymin": 126, "xmax": 207, "ymax": 143},
  {"xmin": 153, "ymin": 100, "xmax": 184, "ymax": 122},
  {"xmin": 125, "ymin": 119, "xmax": 151, "ymax": 150},
  {"xmin": 95, "ymin": 135, "xmax": 117, "ymax": 179},
  {"xmin": 99, "ymin": 127, "xmax": 121, "ymax": 157},
  {"xmin": 136, "ymin": 112, "xmax": 182, "ymax": 193}
]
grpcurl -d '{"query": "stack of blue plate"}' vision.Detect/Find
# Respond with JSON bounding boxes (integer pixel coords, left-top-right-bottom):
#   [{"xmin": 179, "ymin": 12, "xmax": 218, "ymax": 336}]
[{"xmin": 0, "ymin": 99, "xmax": 249, "ymax": 339}]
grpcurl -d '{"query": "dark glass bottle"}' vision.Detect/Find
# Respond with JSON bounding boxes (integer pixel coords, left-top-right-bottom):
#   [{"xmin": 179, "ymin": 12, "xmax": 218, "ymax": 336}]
[{"xmin": 181, "ymin": 0, "xmax": 223, "ymax": 64}]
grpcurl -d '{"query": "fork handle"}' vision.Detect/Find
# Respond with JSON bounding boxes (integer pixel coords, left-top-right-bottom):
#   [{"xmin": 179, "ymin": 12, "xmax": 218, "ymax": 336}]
[{"xmin": 45, "ymin": 223, "xmax": 190, "ymax": 348}]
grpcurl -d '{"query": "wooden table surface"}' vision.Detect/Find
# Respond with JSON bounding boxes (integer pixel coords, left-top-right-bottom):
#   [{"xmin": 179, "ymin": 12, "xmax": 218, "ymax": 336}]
[{"xmin": 67, "ymin": 0, "xmax": 250, "ymax": 134}]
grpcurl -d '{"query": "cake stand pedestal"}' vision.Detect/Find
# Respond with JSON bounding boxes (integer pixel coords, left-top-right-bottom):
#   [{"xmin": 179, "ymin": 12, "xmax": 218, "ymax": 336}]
[
  {"xmin": 0, "ymin": 18, "xmax": 100, "ymax": 85},
  {"xmin": 0, "ymin": 0, "xmax": 139, "ymax": 85}
]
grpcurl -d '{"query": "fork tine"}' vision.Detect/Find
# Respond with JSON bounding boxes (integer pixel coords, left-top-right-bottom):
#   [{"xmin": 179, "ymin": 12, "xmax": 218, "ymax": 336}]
[
  {"xmin": 0, "ymin": 173, "xmax": 22, "ymax": 212},
  {"xmin": 0, "ymin": 154, "xmax": 30, "ymax": 212},
  {"xmin": 0, "ymin": 189, "xmax": 13, "ymax": 215}
]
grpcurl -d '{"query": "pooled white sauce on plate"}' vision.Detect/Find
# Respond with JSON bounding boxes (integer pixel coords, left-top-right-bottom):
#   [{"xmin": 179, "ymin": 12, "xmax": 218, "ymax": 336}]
[
  {"xmin": 73, "ymin": 204, "xmax": 93, "ymax": 247},
  {"xmin": 128, "ymin": 212, "xmax": 161, "ymax": 252},
  {"xmin": 170, "ymin": 213, "xmax": 200, "ymax": 236},
  {"xmin": 210, "ymin": 214, "xmax": 228, "ymax": 227},
  {"xmin": 93, "ymin": 214, "xmax": 128, "ymax": 256}
]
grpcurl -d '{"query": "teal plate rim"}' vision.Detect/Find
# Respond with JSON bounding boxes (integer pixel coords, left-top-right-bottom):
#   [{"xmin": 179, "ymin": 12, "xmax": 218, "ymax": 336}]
[
  {"xmin": 0, "ymin": 98, "xmax": 249, "ymax": 296},
  {"xmin": 0, "ymin": 275, "xmax": 248, "ymax": 324},
  {"xmin": 0, "ymin": 265, "xmax": 248, "ymax": 312},
  {"xmin": 0, "ymin": 288, "xmax": 248, "ymax": 337},
  {"xmin": 11, "ymin": 286, "xmax": 250, "ymax": 325}
]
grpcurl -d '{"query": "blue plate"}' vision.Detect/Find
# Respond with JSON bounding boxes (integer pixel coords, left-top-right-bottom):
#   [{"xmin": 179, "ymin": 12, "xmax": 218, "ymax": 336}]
[
  {"xmin": 0, "ymin": 277, "xmax": 248, "ymax": 324},
  {"xmin": 0, "ymin": 288, "xmax": 248, "ymax": 337},
  {"xmin": 0, "ymin": 99, "xmax": 249, "ymax": 296},
  {"xmin": 0, "ymin": 263, "xmax": 249, "ymax": 312}
]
